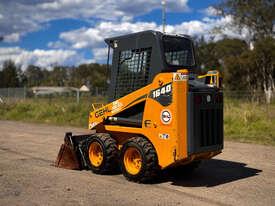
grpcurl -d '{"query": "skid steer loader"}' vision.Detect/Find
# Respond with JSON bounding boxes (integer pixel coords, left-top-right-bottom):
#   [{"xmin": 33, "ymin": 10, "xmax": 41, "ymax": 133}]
[{"xmin": 55, "ymin": 30, "xmax": 223, "ymax": 183}]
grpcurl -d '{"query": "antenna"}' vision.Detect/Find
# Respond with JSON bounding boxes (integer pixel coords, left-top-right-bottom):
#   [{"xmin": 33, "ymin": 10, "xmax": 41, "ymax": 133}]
[{"xmin": 161, "ymin": 0, "xmax": 166, "ymax": 33}]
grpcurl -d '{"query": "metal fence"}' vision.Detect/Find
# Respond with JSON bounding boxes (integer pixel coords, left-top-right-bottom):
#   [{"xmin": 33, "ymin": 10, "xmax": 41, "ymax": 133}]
[
  {"xmin": 0, "ymin": 88, "xmax": 27, "ymax": 100},
  {"xmin": 224, "ymin": 90, "xmax": 275, "ymax": 104},
  {"xmin": 0, "ymin": 87, "xmax": 107, "ymax": 104},
  {"xmin": 0, "ymin": 87, "xmax": 275, "ymax": 104}
]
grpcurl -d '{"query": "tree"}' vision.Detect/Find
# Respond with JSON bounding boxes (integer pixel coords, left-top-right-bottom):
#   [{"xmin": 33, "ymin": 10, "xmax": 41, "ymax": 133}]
[
  {"xmin": 0, "ymin": 60, "xmax": 20, "ymax": 88},
  {"xmin": 196, "ymin": 38, "xmax": 249, "ymax": 90},
  {"xmin": 216, "ymin": 0, "xmax": 275, "ymax": 103},
  {"xmin": 0, "ymin": 61, "xmax": 109, "ymax": 90},
  {"xmin": 17, "ymin": 67, "xmax": 28, "ymax": 87},
  {"xmin": 25, "ymin": 65, "xmax": 45, "ymax": 87},
  {"xmin": 69, "ymin": 63, "xmax": 108, "ymax": 88},
  {"xmin": 216, "ymin": 0, "xmax": 275, "ymax": 40},
  {"xmin": 47, "ymin": 66, "xmax": 68, "ymax": 86},
  {"xmin": 253, "ymin": 37, "xmax": 275, "ymax": 103},
  {"xmin": 196, "ymin": 37, "xmax": 221, "ymax": 73},
  {"xmin": 215, "ymin": 38, "xmax": 249, "ymax": 90}
]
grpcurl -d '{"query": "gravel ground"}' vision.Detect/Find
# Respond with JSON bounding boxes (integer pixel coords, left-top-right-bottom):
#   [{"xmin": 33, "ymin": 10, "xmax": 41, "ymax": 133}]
[{"xmin": 0, "ymin": 120, "xmax": 274, "ymax": 206}]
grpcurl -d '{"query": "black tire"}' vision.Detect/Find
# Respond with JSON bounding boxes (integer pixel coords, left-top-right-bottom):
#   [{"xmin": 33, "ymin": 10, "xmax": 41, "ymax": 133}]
[
  {"xmin": 120, "ymin": 136, "xmax": 159, "ymax": 183},
  {"xmin": 85, "ymin": 133, "xmax": 119, "ymax": 174}
]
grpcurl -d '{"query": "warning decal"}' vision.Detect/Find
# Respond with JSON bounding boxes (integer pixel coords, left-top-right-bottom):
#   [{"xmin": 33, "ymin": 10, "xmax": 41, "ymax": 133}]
[{"xmin": 173, "ymin": 73, "xmax": 188, "ymax": 81}]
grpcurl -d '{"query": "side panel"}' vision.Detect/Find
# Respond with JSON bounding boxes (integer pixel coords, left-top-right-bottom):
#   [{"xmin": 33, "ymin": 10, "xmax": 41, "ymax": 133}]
[{"xmin": 132, "ymin": 72, "xmax": 188, "ymax": 168}]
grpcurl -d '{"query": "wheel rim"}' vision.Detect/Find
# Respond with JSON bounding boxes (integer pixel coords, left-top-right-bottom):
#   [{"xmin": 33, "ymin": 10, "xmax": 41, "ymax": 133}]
[
  {"xmin": 124, "ymin": 147, "xmax": 142, "ymax": 175},
  {"xmin": 89, "ymin": 141, "xmax": 103, "ymax": 167}
]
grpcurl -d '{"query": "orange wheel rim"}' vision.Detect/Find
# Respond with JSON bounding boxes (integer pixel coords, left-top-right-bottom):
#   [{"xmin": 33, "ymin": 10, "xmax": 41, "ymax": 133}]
[
  {"xmin": 89, "ymin": 141, "xmax": 103, "ymax": 167},
  {"xmin": 124, "ymin": 147, "xmax": 142, "ymax": 175}
]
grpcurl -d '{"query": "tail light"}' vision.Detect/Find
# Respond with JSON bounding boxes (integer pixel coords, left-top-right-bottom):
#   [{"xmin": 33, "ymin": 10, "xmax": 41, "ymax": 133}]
[{"xmin": 194, "ymin": 95, "xmax": 202, "ymax": 104}]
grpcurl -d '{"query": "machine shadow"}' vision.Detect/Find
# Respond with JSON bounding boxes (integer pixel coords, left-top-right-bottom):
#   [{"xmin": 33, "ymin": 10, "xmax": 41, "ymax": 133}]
[{"xmin": 156, "ymin": 159, "xmax": 262, "ymax": 187}]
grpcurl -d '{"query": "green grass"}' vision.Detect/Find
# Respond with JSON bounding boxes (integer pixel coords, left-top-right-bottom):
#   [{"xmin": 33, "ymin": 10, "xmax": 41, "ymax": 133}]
[
  {"xmin": 0, "ymin": 97, "xmax": 106, "ymax": 127},
  {"xmin": 0, "ymin": 97, "xmax": 274, "ymax": 146},
  {"xmin": 224, "ymin": 99, "xmax": 275, "ymax": 146}
]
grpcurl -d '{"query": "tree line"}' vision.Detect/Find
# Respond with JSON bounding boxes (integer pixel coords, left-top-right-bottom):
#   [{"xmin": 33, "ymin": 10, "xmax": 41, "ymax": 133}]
[
  {"xmin": 0, "ymin": 0, "xmax": 274, "ymax": 102},
  {"xmin": 0, "ymin": 61, "xmax": 108, "ymax": 89},
  {"xmin": 196, "ymin": 36, "xmax": 275, "ymax": 102}
]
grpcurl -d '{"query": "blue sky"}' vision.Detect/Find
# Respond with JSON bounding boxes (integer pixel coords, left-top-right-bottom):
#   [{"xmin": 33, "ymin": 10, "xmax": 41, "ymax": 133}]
[{"xmin": 0, "ymin": 0, "xmax": 239, "ymax": 69}]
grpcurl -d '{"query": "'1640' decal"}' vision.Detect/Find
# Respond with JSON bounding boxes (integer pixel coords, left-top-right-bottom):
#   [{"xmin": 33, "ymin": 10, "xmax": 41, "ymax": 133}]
[{"xmin": 152, "ymin": 83, "xmax": 171, "ymax": 98}]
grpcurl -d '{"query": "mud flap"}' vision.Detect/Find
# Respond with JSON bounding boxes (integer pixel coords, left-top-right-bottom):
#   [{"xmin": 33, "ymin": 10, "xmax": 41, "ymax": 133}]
[{"xmin": 54, "ymin": 132, "xmax": 92, "ymax": 170}]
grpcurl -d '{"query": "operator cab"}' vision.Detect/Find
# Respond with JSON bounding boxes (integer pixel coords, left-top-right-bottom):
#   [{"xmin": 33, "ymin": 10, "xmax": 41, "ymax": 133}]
[
  {"xmin": 162, "ymin": 35, "xmax": 196, "ymax": 72},
  {"xmin": 105, "ymin": 30, "xmax": 197, "ymax": 101}
]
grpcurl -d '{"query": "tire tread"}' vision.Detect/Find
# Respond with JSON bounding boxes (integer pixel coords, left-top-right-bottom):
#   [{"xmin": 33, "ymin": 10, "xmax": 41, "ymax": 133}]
[
  {"xmin": 85, "ymin": 133, "xmax": 119, "ymax": 174},
  {"xmin": 121, "ymin": 136, "xmax": 159, "ymax": 183}
]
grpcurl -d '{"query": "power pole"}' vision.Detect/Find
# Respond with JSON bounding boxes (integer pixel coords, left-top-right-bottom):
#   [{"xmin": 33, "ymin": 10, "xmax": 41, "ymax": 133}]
[{"xmin": 161, "ymin": 0, "xmax": 166, "ymax": 33}]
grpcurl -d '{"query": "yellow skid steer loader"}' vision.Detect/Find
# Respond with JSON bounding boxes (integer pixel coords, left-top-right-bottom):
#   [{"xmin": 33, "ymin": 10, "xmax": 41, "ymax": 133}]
[{"xmin": 55, "ymin": 30, "xmax": 223, "ymax": 183}]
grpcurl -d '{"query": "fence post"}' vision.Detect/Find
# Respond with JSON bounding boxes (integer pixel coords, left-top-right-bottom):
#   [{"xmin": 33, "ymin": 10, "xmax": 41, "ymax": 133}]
[
  {"xmin": 23, "ymin": 87, "xmax": 26, "ymax": 100},
  {"xmin": 76, "ymin": 90, "xmax": 80, "ymax": 104}
]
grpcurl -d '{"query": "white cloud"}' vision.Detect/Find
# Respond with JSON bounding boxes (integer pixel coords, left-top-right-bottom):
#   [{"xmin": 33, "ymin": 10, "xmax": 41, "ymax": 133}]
[
  {"xmin": 59, "ymin": 21, "xmax": 158, "ymax": 49},
  {"xmin": 3, "ymin": 33, "xmax": 21, "ymax": 43},
  {"xmin": 0, "ymin": 15, "xmax": 250, "ymax": 68},
  {"xmin": 92, "ymin": 48, "xmax": 109, "ymax": 62},
  {"xmin": 57, "ymin": 16, "xmax": 246, "ymax": 50},
  {"xmin": 51, "ymin": 16, "xmax": 249, "ymax": 63},
  {"xmin": 0, "ymin": 47, "xmax": 89, "ymax": 70},
  {"xmin": 47, "ymin": 41, "xmax": 69, "ymax": 49},
  {"xmin": 0, "ymin": 0, "xmax": 189, "ymax": 41},
  {"xmin": 201, "ymin": 16, "xmax": 251, "ymax": 41},
  {"xmin": 201, "ymin": 6, "xmax": 220, "ymax": 16}
]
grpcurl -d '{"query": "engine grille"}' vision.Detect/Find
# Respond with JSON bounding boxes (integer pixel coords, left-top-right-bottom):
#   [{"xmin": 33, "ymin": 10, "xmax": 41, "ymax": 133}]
[
  {"xmin": 188, "ymin": 91, "xmax": 224, "ymax": 154},
  {"xmin": 199, "ymin": 107, "xmax": 223, "ymax": 147}
]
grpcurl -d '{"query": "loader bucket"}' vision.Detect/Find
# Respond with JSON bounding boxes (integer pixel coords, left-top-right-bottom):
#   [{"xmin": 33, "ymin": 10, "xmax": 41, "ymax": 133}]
[
  {"xmin": 54, "ymin": 132, "xmax": 91, "ymax": 170},
  {"xmin": 55, "ymin": 143, "xmax": 80, "ymax": 170}
]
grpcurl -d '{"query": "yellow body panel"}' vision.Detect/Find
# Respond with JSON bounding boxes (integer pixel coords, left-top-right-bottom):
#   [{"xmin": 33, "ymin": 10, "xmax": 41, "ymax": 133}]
[{"xmin": 88, "ymin": 70, "xmax": 221, "ymax": 169}]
